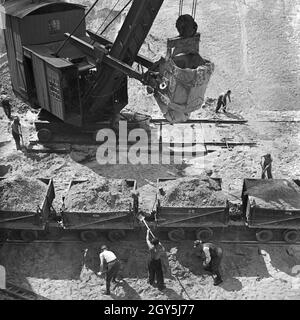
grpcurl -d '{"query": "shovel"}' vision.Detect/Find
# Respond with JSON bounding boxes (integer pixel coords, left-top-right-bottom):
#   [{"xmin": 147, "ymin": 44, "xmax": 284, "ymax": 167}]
[
  {"xmin": 137, "ymin": 214, "xmax": 156, "ymax": 238},
  {"xmin": 137, "ymin": 214, "xmax": 192, "ymax": 300}
]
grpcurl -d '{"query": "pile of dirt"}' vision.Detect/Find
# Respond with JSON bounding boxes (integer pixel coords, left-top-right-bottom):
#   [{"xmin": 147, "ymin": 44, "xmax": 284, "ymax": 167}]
[
  {"xmin": 64, "ymin": 178, "xmax": 134, "ymax": 212},
  {"xmin": 245, "ymin": 179, "xmax": 300, "ymax": 210},
  {"xmin": 0, "ymin": 175, "xmax": 47, "ymax": 211},
  {"xmin": 158, "ymin": 177, "xmax": 227, "ymax": 207}
]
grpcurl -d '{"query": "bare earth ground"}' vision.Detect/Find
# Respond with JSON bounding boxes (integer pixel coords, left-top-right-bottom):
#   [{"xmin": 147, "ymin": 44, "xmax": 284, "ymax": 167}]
[{"xmin": 0, "ymin": 0, "xmax": 300, "ymax": 300}]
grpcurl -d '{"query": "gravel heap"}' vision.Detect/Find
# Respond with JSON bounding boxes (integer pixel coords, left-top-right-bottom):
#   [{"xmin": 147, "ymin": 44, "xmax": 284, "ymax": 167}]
[
  {"xmin": 245, "ymin": 179, "xmax": 300, "ymax": 210},
  {"xmin": 64, "ymin": 179, "xmax": 134, "ymax": 212},
  {"xmin": 158, "ymin": 177, "xmax": 227, "ymax": 207},
  {"xmin": 0, "ymin": 175, "xmax": 47, "ymax": 211}
]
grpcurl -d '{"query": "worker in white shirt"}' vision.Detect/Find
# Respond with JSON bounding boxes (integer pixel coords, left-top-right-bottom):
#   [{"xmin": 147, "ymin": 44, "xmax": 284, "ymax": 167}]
[
  {"xmin": 194, "ymin": 240, "xmax": 223, "ymax": 286},
  {"xmin": 98, "ymin": 245, "xmax": 121, "ymax": 295}
]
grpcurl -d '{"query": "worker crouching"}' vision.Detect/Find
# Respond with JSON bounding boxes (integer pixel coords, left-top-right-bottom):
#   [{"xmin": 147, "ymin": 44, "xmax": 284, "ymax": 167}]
[
  {"xmin": 98, "ymin": 245, "xmax": 121, "ymax": 295},
  {"xmin": 194, "ymin": 240, "xmax": 223, "ymax": 286},
  {"xmin": 146, "ymin": 230, "xmax": 166, "ymax": 290}
]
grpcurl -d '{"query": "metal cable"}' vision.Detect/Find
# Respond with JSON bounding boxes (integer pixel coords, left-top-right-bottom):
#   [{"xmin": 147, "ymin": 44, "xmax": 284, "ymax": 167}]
[
  {"xmin": 100, "ymin": 0, "xmax": 132, "ymax": 36},
  {"xmin": 91, "ymin": 0, "xmax": 123, "ymax": 45},
  {"xmin": 81, "ymin": 0, "xmax": 133, "ymax": 106},
  {"xmin": 192, "ymin": 0, "xmax": 198, "ymax": 19},
  {"xmin": 195, "ymin": 0, "xmax": 198, "ymax": 18},
  {"xmin": 179, "ymin": 0, "xmax": 184, "ymax": 16},
  {"xmin": 54, "ymin": 0, "xmax": 101, "ymax": 57}
]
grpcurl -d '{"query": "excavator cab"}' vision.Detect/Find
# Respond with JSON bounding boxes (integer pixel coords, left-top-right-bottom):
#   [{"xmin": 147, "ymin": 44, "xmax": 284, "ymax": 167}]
[{"xmin": 3, "ymin": 0, "xmax": 214, "ymax": 140}]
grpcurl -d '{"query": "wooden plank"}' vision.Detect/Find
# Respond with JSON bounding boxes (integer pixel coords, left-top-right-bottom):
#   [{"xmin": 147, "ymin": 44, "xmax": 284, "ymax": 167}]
[
  {"xmin": 151, "ymin": 118, "xmax": 247, "ymax": 124},
  {"xmin": 32, "ymin": 54, "xmax": 49, "ymax": 110}
]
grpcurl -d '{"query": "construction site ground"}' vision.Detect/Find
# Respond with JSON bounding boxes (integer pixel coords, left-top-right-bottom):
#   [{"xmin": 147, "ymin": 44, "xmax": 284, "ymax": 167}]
[{"xmin": 0, "ymin": 0, "xmax": 300, "ymax": 300}]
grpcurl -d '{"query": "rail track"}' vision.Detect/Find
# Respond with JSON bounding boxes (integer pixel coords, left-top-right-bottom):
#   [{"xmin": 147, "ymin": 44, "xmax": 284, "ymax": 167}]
[
  {"xmin": 1, "ymin": 239, "xmax": 300, "ymax": 246},
  {"xmin": 0, "ymin": 282, "xmax": 49, "ymax": 300}
]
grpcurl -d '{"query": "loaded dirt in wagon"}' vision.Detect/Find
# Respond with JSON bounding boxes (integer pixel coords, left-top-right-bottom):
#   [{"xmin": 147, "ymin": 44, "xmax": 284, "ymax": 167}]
[
  {"xmin": 158, "ymin": 177, "xmax": 227, "ymax": 207},
  {"xmin": 0, "ymin": 175, "xmax": 48, "ymax": 211},
  {"xmin": 64, "ymin": 179, "xmax": 134, "ymax": 212}
]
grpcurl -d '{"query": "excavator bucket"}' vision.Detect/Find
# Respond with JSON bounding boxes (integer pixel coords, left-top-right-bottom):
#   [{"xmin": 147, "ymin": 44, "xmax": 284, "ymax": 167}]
[{"xmin": 153, "ymin": 30, "xmax": 214, "ymax": 123}]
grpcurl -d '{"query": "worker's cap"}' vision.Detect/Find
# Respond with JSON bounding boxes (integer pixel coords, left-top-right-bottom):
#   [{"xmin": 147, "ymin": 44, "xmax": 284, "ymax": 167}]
[
  {"xmin": 193, "ymin": 240, "xmax": 203, "ymax": 248},
  {"xmin": 100, "ymin": 245, "xmax": 108, "ymax": 251}
]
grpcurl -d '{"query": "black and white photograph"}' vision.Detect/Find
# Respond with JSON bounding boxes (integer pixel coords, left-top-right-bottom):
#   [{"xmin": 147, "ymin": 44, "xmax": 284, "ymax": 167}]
[{"xmin": 0, "ymin": 0, "xmax": 300, "ymax": 304}]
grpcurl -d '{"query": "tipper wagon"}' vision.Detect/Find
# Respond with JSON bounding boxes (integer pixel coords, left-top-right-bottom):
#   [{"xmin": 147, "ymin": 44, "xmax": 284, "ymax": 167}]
[
  {"xmin": 154, "ymin": 177, "xmax": 229, "ymax": 241},
  {"xmin": 242, "ymin": 179, "xmax": 300, "ymax": 243},
  {"xmin": 59, "ymin": 179, "xmax": 138, "ymax": 242},
  {"xmin": 0, "ymin": 177, "xmax": 55, "ymax": 241}
]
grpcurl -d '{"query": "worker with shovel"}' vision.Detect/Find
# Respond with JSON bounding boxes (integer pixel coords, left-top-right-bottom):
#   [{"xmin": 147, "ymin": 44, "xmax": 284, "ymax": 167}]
[
  {"xmin": 11, "ymin": 116, "xmax": 23, "ymax": 151},
  {"xmin": 146, "ymin": 229, "xmax": 166, "ymax": 291},
  {"xmin": 194, "ymin": 240, "xmax": 223, "ymax": 286},
  {"xmin": 215, "ymin": 90, "xmax": 231, "ymax": 113},
  {"xmin": 97, "ymin": 244, "xmax": 121, "ymax": 295},
  {"xmin": 260, "ymin": 153, "xmax": 273, "ymax": 179}
]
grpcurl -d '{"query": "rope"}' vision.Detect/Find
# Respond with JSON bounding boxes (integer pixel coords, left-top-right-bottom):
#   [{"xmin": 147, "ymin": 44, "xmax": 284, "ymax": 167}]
[{"xmin": 54, "ymin": 0, "xmax": 101, "ymax": 57}]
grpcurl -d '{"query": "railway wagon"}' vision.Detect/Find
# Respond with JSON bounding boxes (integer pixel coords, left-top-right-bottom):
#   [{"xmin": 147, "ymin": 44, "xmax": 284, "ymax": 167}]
[
  {"xmin": 154, "ymin": 178, "xmax": 229, "ymax": 241},
  {"xmin": 0, "ymin": 178, "xmax": 55, "ymax": 242},
  {"xmin": 242, "ymin": 179, "xmax": 300, "ymax": 243},
  {"xmin": 59, "ymin": 179, "xmax": 138, "ymax": 242}
]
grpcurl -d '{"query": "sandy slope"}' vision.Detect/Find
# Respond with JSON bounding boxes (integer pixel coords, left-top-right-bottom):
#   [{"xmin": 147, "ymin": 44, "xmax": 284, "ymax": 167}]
[{"xmin": 0, "ymin": 0, "xmax": 300, "ymax": 300}]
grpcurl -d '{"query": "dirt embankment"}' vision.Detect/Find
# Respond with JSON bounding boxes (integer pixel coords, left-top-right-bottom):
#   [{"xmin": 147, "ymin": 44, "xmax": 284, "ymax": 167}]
[
  {"xmin": 64, "ymin": 178, "xmax": 134, "ymax": 212},
  {"xmin": 0, "ymin": 175, "xmax": 47, "ymax": 211}
]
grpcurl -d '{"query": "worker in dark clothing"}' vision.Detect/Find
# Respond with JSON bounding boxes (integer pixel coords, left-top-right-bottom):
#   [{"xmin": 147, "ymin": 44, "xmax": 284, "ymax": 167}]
[
  {"xmin": 1, "ymin": 92, "xmax": 11, "ymax": 120},
  {"xmin": 98, "ymin": 245, "xmax": 121, "ymax": 295},
  {"xmin": 194, "ymin": 240, "xmax": 223, "ymax": 286},
  {"xmin": 260, "ymin": 153, "xmax": 273, "ymax": 179},
  {"xmin": 146, "ymin": 229, "xmax": 166, "ymax": 290},
  {"xmin": 215, "ymin": 90, "xmax": 231, "ymax": 113},
  {"xmin": 11, "ymin": 116, "xmax": 22, "ymax": 150}
]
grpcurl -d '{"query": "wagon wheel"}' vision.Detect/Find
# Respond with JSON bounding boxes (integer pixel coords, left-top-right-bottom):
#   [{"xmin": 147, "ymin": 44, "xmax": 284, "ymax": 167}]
[
  {"xmin": 37, "ymin": 128, "xmax": 52, "ymax": 142},
  {"xmin": 283, "ymin": 230, "xmax": 299, "ymax": 244},
  {"xmin": 80, "ymin": 230, "xmax": 98, "ymax": 242},
  {"xmin": 107, "ymin": 230, "xmax": 126, "ymax": 242},
  {"xmin": 195, "ymin": 228, "xmax": 213, "ymax": 242},
  {"xmin": 20, "ymin": 230, "xmax": 38, "ymax": 242},
  {"xmin": 256, "ymin": 229, "xmax": 273, "ymax": 243},
  {"xmin": 167, "ymin": 228, "xmax": 185, "ymax": 242},
  {"xmin": 0, "ymin": 230, "xmax": 8, "ymax": 242}
]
